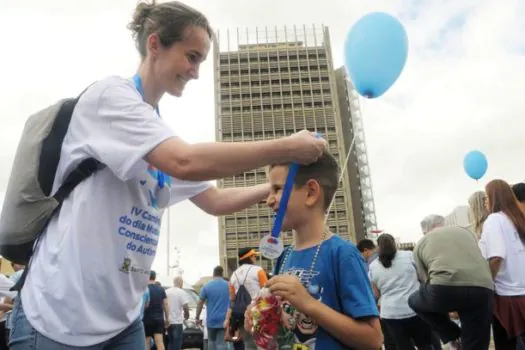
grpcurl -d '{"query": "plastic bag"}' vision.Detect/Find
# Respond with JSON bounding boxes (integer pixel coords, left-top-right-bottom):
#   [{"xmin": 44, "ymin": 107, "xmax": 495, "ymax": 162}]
[{"xmin": 251, "ymin": 288, "xmax": 282, "ymax": 350}]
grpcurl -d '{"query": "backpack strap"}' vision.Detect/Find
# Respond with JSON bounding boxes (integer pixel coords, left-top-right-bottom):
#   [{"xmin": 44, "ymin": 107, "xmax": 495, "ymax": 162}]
[
  {"xmin": 11, "ymin": 84, "xmax": 104, "ymax": 293},
  {"xmin": 232, "ymin": 265, "xmax": 253, "ymax": 292},
  {"xmin": 54, "ymin": 158, "xmax": 104, "ymax": 202},
  {"xmin": 241, "ymin": 266, "xmax": 253, "ymax": 286}
]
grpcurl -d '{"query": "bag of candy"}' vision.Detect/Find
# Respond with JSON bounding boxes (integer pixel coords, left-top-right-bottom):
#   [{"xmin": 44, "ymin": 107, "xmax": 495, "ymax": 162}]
[{"xmin": 251, "ymin": 288, "xmax": 282, "ymax": 350}]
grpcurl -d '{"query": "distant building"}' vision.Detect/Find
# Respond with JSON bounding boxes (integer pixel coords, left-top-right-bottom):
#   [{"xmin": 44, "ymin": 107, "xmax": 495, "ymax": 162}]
[
  {"xmin": 444, "ymin": 205, "xmax": 472, "ymax": 230},
  {"xmin": 193, "ymin": 276, "xmax": 214, "ymax": 294},
  {"xmin": 398, "ymin": 242, "xmax": 416, "ymax": 251}
]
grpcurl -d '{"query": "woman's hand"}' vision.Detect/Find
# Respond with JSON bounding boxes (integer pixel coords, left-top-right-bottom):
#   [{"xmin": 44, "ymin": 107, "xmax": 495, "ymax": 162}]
[{"xmin": 285, "ymin": 130, "xmax": 327, "ymax": 165}]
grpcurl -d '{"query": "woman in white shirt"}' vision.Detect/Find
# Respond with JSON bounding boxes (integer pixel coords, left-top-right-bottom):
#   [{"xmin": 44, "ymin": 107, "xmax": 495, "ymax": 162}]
[
  {"xmin": 7, "ymin": 2, "xmax": 327, "ymax": 350},
  {"xmin": 369, "ymin": 234, "xmax": 433, "ymax": 350},
  {"xmin": 479, "ymin": 179, "xmax": 525, "ymax": 350}
]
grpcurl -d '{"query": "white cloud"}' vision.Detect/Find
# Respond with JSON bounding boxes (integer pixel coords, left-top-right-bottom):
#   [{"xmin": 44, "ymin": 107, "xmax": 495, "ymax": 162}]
[{"xmin": 0, "ymin": 0, "xmax": 524, "ymax": 281}]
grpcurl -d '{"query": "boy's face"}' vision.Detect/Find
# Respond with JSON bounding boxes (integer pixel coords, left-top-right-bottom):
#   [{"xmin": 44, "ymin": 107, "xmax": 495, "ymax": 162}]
[{"xmin": 266, "ymin": 165, "xmax": 323, "ymax": 231}]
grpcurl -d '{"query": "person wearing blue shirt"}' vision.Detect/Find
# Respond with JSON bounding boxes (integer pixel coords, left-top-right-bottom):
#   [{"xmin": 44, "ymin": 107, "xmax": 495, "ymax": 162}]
[
  {"xmin": 197, "ymin": 266, "xmax": 230, "ymax": 350},
  {"xmin": 140, "ymin": 288, "xmax": 150, "ymax": 320},
  {"xmin": 9, "ymin": 263, "xmax": 25, "ymax": 285},
  {"xmin": 246, "ymin": 151, "xmax": 382, "ymax": 349}
]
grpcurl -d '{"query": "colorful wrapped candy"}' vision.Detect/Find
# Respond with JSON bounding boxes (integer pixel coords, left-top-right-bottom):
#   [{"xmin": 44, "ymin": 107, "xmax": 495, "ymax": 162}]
[{"xmin": 251, "ymin": 288, "xmax": 282, "ymax": 350}]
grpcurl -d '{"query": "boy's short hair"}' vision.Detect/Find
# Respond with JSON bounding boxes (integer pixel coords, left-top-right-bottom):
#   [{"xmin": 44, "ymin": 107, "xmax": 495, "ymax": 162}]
[
  {"xmin": 270, "ymin": 150, "xmax": 339, "ymax": 210},
  {"xmin": 512, "ymin": 183, "xmax": 525, "ymax": 203},
  {"xmin": 356, "ymin": 239, "xmax": 376, "ymax": 252}
]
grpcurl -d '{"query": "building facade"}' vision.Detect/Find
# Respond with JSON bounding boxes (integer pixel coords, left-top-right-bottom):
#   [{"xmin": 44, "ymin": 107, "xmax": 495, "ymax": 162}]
[{"xmin": 213, "ymin": 25, "xmax": 376, "ymax": 274}]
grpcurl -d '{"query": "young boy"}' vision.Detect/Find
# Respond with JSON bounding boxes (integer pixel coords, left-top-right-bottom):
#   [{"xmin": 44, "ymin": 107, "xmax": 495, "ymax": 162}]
[{"xmin": 246, "ymin": 151, "xmax": 382, "ymax": 349}]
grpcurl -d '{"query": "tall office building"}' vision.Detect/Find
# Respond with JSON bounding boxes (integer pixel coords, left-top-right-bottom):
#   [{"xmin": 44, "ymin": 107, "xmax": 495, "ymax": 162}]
[{"xmin": 213, "ymin": 25, "xmax": 377, "ymax": 274}]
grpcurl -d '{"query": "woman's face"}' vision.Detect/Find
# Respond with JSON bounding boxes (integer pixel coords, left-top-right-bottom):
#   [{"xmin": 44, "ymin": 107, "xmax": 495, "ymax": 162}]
[
  {"xmin": 153, "ymin": 26, "xmax": 211, "ymax": 97},
  {"xmin": 484, "ymin": 194, "xmax": 491, "ymax": 213}
]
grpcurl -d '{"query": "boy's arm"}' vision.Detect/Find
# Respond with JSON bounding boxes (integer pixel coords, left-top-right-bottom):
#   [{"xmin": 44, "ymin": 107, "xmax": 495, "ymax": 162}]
[
  {"xmin": 196, "ymin": 286, "xmax": 207, "ymax": 321},
  {"xmin": 305, "ymin": 299, "xmax": 382, "ymax": 349}
]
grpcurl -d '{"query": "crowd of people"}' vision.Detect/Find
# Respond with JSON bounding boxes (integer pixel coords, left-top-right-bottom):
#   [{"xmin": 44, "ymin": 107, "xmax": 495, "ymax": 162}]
[{"xmin": 357, "ymin": 180, "xmax": 525, "ymax": 350}]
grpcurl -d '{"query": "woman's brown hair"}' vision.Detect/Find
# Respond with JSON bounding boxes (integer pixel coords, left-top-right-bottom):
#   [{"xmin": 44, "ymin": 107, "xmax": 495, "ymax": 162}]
[{"xmin": 485, "ymin": 179, "xmax": 525, "ymax": 241}]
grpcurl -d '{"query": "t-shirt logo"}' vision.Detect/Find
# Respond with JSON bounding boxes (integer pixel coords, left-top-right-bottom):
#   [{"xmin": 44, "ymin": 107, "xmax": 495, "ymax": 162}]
[
  {"xmin": 141, "ymin": 165, "xmax": 172, "ymax": 209},
  {"xmin": 119, "ymin": 257, "xmax": 132, "ymax": 273}
]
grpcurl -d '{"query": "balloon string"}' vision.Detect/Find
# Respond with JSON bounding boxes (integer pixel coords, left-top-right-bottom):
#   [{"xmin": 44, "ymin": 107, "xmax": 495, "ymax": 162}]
[{"xmin": 324, "ymin": 134, "xmax": 357, "ymax": 225}]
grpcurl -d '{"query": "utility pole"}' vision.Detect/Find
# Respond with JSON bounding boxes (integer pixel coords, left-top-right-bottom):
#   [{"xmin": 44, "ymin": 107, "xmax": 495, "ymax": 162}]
[{"xmin": 166, "ymin": 208, "xmax": 171, "ymax": 276}]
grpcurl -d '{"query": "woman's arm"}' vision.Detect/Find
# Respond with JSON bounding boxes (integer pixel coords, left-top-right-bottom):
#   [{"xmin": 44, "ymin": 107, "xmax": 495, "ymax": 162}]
[
  {"xmin": 372, "ymin": 282, "xmax": 381, "ymax": 300},
  {"xmin": 191, "ymin": 184, "xmax": 269, "ymax": 216},
  {"xmin": 146, "ymin": 131, "xmax": 326, "ymax": 181},
  {"xmin": 488, "ymin": 257, "xmax": 503, "ymax": 278}
]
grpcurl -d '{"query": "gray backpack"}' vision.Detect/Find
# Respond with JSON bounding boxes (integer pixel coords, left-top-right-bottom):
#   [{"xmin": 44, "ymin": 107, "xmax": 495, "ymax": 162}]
[{"xmin": 0, "ymin": 88, "xmax": 104, "ymax": 269}]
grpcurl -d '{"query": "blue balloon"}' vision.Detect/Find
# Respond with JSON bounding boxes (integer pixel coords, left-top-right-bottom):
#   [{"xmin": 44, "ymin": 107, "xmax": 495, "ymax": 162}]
[
  {"xmin": 344, "ymin": 12, "xmax": 408, "ymax": 98},
  {"xmin": 463, "ymin": 150, "xmax": 488, "ymax": 180}
]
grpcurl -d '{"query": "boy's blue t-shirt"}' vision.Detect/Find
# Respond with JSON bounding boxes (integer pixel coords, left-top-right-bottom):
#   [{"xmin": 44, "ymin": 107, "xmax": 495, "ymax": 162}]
[
  {"xmin": 200, "ymin": 278, "xmax": 230, "ymax": 329},
  {"xmin": 274, "ymin": 235, "xmax": 379, "ymax": 350}
]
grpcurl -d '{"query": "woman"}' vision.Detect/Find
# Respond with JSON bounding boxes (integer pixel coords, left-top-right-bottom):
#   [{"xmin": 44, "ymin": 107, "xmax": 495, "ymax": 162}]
[
  {"xmin": 8, "ymin": 1, "xmax": 327, "ymax": 349},
  {"xmin": 369, "ymin": 234, "xmax": 434, "ymax": 350},
  {"xmin": 479, "ymin": 179, "xmax": 525, "ymax": 350},
  {"xmin": 468, "ymin": 190, "xmax": 488, "ymax": 239}
]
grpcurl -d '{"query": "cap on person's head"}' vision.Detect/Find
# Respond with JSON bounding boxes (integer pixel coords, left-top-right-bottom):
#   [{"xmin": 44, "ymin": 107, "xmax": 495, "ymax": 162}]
[
  {"xmin": 149, "ymin": 270, "xmax": 156, "ymax": 281},
  {"xmin": 420, "ymin": 214, "xmax": 445, "ymax": 234},
  {"xmin": 238, "ymin": 248, "xmax": 260, "ymax": 260}
]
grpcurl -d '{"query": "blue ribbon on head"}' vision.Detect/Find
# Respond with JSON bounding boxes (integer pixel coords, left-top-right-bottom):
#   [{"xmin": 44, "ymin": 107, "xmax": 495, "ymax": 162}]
[
  {"xmin": 271, "ymin": 163, "xmax": 299, "ymax": 238},
  {"xmin": 270, "ymin": 132, "xmax": 322, "ymax": 238},
  {"xmin": 133, "ymin": 74, "xmax": 165, "ymax": 189}
]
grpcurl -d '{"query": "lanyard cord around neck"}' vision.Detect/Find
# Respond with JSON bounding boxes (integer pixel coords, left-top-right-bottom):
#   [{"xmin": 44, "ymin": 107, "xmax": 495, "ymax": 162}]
[{"xmin": 132, "ymin": 74, "xmax": 165, "ymax": 189}]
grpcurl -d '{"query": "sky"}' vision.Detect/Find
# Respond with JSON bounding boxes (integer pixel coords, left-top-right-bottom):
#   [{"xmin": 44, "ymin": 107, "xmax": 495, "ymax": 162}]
[{"xmin": 1, "ymin": 0, "xmax": 524, "ymax": 284}]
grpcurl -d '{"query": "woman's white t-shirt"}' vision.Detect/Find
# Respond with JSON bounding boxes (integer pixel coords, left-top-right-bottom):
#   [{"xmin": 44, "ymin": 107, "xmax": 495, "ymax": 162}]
[
  {"xmin": 369, "ymin": 250, "xmax": 420, "ymax": 319},
  {"xmin": 20, "ymin": 76, "xmax": 212, "ymax": 346},
  {"xmin": 479, "ymin": 212, "xmax": 525, "ymax": 296}
]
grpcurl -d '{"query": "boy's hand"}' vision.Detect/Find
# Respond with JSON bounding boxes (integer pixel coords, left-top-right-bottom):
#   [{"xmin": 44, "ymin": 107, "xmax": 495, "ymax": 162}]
[{"xmin": 267, "ymin": 275, "xmax": 315, "ymax": 314}]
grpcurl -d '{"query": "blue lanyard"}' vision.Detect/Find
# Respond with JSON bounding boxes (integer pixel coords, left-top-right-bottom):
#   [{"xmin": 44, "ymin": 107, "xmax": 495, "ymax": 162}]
[
  {"xmin": 132, "ymin": 74, "xmax": 165, "ymax": 189},
  {"xmin": 271, "ymin": 163, "xmax": 299, "ymax": 237}
]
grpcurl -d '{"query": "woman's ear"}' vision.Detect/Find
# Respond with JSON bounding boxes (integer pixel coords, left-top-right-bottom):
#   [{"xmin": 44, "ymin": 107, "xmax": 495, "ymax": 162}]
[{"xmin": 147, "ymin": 33, "xmax": 161, "ymax": 58}]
